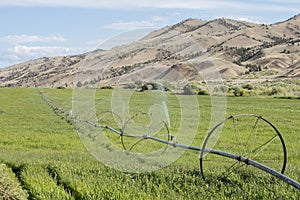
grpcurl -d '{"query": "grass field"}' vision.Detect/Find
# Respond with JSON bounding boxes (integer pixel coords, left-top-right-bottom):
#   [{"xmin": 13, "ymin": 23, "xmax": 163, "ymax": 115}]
[{"xmin": 0, "ymin": 88, "xmax": 299, "ymax": 199}]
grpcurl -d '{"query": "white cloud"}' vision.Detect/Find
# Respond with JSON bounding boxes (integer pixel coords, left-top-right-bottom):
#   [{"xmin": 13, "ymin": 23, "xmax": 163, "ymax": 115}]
[
  {"xmin": 102, "ymin": 15, "xmax": 173, "ymax": 32},
  {"xmin": 103, "ymin": 20, "xmax": 157, "ymax": 30},
  {"xmin": 226, "ymin": 16, "xmax": 264, "ymax": 24},
  {"xmin": 0, "ymin": 0, "xmax": 298, "ymax": 12},
  {"xmin": 0, "ymin": 35, "xmax": 67, "ymax": 45},
  {"xmin": 0, "ymin": 35, "xmax": 72, "ymax": 67},
  {"xmin": 1, "ymin": 0, "xmax": 201, "ymax": 8},
  {"xmin": 0, "ymin": 45, "xmax": 84, "ymax": 67},
  {"xmin": 237, "ymin": 17, "xmax": 256, "ymax": 23},
  {"xmin": 265, "ymin": 0, "xmax": 299, "ymax": 3},
  {"xmin": 8, "ymin": 45, "xmax": 72, "ymax": 57},
  {"xmin": 151, "ymin": 16, "xmax": 169, "ymax": 23}
]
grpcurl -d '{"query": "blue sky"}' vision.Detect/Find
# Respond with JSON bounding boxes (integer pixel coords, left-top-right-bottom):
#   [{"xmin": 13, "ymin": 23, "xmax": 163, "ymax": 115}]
[{"xmin": 0, "ymin": 0, "xmax": 299, "ymax": 68}]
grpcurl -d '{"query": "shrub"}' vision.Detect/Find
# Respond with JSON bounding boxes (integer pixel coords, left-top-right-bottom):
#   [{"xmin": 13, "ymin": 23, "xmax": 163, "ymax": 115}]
[
  {"xmin": 198, "ymin": 89, "xmax": 209, "ymax": 95},
  {"xmin": 100, "ymin": 86, "xmax": 113, "ymax": 90},
  {"xmin": 242, "ymin": 84, "xmax": 254, "ymax": 90},
  {"xmin": 183, "ymin": 84, "xmax": 197, "ymax": 95},
  {"xmin": 76, "ymin": 82, "xmax": 82, "ymax": 87},
  {"xmin": 140, "ymin": 82, "xmax": 170, "ymax": 92},
  {"xmin": 230, "ymin": 86, "xmax": 242, "ymax": 97},
  {"xmin": 141, "ymin": 84, "xmax": 153, "ymax": 91},
  {"xmin": 219, "ymin": 85, "xmax": 229, "ymax": 93}
]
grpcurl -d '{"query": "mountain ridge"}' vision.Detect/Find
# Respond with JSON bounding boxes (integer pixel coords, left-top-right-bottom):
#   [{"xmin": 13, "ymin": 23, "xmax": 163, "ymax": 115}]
[{"xmin": 1, "ymin": 14, "xmax": 300, "ymax": 88}]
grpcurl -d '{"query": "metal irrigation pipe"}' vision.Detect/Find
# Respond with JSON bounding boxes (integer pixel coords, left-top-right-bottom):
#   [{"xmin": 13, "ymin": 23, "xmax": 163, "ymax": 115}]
[
  {"xmin": 200, "ymin": 114, "xmax": 287, "ymax": 178},
  {"xmin": 39, "ymin": 91, "xmax": 300, "ymax": 190},
  {"xmin": 100, "ymin": 124, "xmax": 300, "ymax": 190}
]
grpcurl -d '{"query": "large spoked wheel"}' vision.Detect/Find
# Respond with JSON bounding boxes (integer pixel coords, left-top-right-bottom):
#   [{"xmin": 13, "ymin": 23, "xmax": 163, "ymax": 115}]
[{"xmin": 200, "ymin": 114, "xmax": 287, "ymax": 180}]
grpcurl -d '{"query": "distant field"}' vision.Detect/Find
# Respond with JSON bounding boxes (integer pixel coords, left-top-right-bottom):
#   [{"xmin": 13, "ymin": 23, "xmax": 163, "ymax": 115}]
[{"xmin": 0, "ymin": 88, "xmax": 299, "ymax": 199}]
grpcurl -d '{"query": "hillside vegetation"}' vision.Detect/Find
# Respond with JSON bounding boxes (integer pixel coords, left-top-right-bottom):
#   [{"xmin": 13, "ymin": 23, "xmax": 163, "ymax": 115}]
[{"xmin": 0, "ymin": 15, "xmax": 300, "ymax": 89}]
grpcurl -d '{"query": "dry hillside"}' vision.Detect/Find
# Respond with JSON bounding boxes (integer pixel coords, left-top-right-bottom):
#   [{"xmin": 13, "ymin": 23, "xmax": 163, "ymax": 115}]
[{"xmin": 1, "ymin": 14, "xmax": 300, "ymax": 88}]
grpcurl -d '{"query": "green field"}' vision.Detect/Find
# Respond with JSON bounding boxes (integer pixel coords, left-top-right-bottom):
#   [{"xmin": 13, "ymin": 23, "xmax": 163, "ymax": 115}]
[{"xmin": 0, "ymin": 88, "xmax": 299, "ymax": 199}]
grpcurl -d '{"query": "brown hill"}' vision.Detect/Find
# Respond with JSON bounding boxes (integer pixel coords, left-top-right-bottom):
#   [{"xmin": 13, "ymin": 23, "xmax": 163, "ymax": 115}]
[{"xmin": 1, "ymin": 14, "xmax": 300, "ymax": 88}]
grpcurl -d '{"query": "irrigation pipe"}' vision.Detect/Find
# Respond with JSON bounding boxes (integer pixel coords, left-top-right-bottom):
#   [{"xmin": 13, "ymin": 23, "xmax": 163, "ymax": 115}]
[
  {"xmin": 40, "ymin": 91, "xmax": 300, "ymax": 190},
  {"xmin": 102, "ymin": 125, "xmax": 300, "ymax": 190}
]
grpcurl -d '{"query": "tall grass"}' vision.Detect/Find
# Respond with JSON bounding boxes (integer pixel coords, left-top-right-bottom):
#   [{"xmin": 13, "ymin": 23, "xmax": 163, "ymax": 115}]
[{"xmin": 0, "ymin": 88, "xmax": 299, "ymax": 199}]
